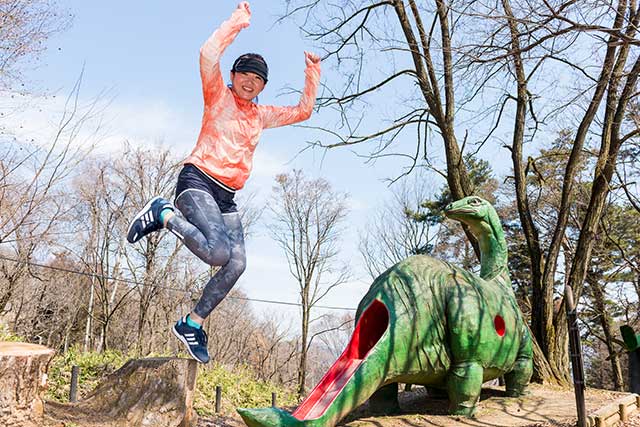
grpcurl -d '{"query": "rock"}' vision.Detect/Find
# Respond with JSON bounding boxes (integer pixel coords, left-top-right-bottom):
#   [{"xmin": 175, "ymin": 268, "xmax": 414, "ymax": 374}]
[
  {"xmin": 0, "ymin": 341, "xmax": 56, "ymax": 427},
  {"xmin": 45, "ymin": 357, "xmax": 199, "ymax": 427}
]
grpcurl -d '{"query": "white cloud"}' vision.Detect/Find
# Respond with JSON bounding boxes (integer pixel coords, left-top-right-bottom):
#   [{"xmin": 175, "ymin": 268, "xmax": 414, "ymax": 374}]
[
  {"xmin": 1, "ymin": 88, "xmax": 376, "ymax": 325},
  {"xmin": 0, "ymin": 90, "xmax": 198, "ymax": 155},
  {"xmin": 243, "ymin": 148, "xmax": 290, "ymax": 196},
  {"xmin": 99, "ymin": 100, "xmax": 199, "ymax": 154}
]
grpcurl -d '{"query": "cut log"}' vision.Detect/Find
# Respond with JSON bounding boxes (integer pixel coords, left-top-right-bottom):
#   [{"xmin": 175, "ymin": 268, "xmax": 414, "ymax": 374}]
[
  {"xmin": 45, "ymin": 357, "xmax": 199, "ymax": 427},
  {"xmin": 0, "ymin": 341, "xmax": 56, "ymax": 427}
]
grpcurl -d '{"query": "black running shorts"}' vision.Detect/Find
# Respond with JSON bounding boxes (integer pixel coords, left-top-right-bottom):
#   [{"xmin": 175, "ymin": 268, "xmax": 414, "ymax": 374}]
[{"xmin": 175, "ymin": 164, "xmax": 238, "ymax": 214}]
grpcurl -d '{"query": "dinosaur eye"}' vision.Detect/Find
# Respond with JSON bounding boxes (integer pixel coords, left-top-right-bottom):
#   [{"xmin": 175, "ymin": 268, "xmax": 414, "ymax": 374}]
[{"xmin": 469, "ymin": 198, "xmax": 482, "ymax": 205}]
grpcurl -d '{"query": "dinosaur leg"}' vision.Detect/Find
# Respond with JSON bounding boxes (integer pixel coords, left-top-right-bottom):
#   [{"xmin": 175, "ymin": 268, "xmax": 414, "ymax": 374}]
[
  {"xmin": 368, "ymin": 383, "xmax": 401, "ymax": 415},
  {"xmin": 504, "ymin": 356, "xmax": 532, "ymax": 397},
  {"xmin": 446, "ymin": 362, "xmax": 483, "ymax": 416}
]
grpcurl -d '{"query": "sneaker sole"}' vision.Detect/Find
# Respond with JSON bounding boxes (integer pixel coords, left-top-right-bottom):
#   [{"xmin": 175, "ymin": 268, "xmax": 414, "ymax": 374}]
[
  {"xmin": 126, "ymin": 196, "xmax": 162, "ymax": 243},
  {"xmin": 172, "ymin": 325, "xmax": 209, "ymax": 364}
]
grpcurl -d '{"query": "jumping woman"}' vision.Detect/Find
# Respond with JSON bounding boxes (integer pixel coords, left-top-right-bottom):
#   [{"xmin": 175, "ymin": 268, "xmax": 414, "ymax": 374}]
[{"xmin": 126, "ymin": 1, "xmax": 321, "ymax": 363}]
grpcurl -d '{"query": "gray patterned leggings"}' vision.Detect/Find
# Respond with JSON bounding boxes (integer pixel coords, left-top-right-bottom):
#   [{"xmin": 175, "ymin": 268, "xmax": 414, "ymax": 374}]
[{"xmin": 166, "ymin": 189, "xmax": 246, "ymax": 319}]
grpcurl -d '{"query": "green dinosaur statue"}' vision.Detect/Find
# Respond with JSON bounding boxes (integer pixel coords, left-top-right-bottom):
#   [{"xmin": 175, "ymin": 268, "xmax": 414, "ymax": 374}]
[
  {"xmin": 238, "ymin": 196, "xmax": 533, "ymax": 427},
  {"xmin": 621, "ymin": 325, "xmax": 640, "ymax": 352}
]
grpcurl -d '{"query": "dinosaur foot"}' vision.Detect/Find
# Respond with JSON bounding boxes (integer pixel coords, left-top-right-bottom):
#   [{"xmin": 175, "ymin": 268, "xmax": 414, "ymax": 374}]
[
  {"xmin": 505, "ymin": 387, "xmax": 530, "ymax": 398},
  {"xmin": 449, "ymin": 403, "xmax": 477, "ymax": 418}
]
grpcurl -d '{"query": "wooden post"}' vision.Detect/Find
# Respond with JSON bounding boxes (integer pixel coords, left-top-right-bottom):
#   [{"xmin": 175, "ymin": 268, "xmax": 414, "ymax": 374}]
[
  {"xmin": 590, "ymin": 395, "xmax": 638, "ymax": 427},
  {"xmin": 215, "ymin": 385, "xmax": 222, "ymax": 413},
  {"xmin": 69, "ymin": 365, "xmax": 79, "ymax": 403},
  {"xmin": 619, "ymin": 403, "xmax": 628, "ymax": 422},
  {"xmin": 565, "ymin": 285, "xmax": 587, "ymax": 427},
  {"xmin": 271, "ymin": 392, "xmax": 277, "ymax": 407}
]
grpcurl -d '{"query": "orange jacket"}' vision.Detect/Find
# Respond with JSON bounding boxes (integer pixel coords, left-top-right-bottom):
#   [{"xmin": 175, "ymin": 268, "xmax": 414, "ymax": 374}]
[{"xmin": 185, "ymin": 7, "xmax": 321, "ymax": 190}]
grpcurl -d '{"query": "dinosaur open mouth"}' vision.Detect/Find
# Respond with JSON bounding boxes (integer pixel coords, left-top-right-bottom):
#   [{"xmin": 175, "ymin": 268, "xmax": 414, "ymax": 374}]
[{"xmin": 292, "ymin": 299, "xmax": 390, "ymax": 420}]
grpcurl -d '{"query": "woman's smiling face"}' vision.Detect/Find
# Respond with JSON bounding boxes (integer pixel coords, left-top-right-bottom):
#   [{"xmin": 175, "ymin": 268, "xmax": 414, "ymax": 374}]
[{"xmin": 230, "ymin": 71, "xmax": 265, "ymax": 101}]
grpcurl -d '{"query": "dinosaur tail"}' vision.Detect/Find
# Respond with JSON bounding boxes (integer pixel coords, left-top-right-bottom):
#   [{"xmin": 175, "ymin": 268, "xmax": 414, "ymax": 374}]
[
  {"xmin": 237, "ymin": 407, "xmax": 305, "ymax": 427},
  {"xmin": 237, "ymin": 299, "xmax": 390, "ymax": 427}
]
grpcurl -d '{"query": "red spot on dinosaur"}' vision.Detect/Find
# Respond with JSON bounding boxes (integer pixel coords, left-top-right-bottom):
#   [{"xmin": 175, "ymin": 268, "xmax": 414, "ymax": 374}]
[{"xmin": 494, "ymin": 315, "xmax": 506, "ymax": 337}]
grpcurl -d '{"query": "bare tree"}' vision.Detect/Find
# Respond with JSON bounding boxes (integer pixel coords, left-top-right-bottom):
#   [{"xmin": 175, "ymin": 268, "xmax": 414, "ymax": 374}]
[
  {"xmin": 0, "ymin": 0, "xmax": 71, "ymax": 87},
  {"xmin": 314, "ymin": 312, "xmax": 354, "ymax": 360},
  {"xmin": 579, "ymin": 202, "xmax": 640, "ymax": 391},
  {"xmin": 359, "ymin": 171, "xmax": 439, "ymax": 278},
  {"xmin": 282, "ymin": 0, "xmax": 640, "ymax": 384},
  {"xmin": 583, "ymin": 272, "xmax": 625, "ymax": 391},
  {"xmin": 252, "ymin": 314, "xmax": 299, "ymax": 384},
  {"xmin": 111, "ymin": 145, "xmax": 183, "ymax": 354},
  {"xmin": 282, "ymin": 0, "xmax": 481, "ymax": 249},
  {"xmin": 306, "ymin": 314, "xmax": 354, "ymax": 386},
  {"xmin": 15, "ymin": 254, "xmax": 86, "ymax": 350},
  {"xmin": 473, "ymin": 0, "xmax": 640, "ymax": 383},
  {"xmin": 0, "ymin": 76, "xmax": 100, "ymax": 316},
  {"xmin": 269, "ymin": 169, "xmax": 351, "ymax": 398},
  {"xmin": 65, "ymin": 160, "xmax": 137, "ymax": 352}
]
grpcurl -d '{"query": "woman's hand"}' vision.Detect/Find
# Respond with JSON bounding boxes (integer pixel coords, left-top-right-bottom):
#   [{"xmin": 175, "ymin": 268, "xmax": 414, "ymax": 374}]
[
  {"xmin": 304, "ymin": 51, "xmax": 321, "ymax": 66},
  {"xmin": 236, "ymin": 2, "xmax": 251, "ymax": 28},
  {"xmin": 237, "ymin": 2, "xmax": 250, "ymax": 13}
]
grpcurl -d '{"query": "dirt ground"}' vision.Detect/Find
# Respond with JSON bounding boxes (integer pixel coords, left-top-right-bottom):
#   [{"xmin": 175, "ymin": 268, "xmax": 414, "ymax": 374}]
[{"xmin": 198, "ymin": 384, "xmax": 638, "ymax": 427}]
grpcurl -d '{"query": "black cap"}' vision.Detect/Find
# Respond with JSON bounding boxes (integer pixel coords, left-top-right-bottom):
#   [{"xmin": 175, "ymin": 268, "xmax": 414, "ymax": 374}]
[{"xmin": 232, "ymin": 53, "xmax": 268, "ymax": 83}]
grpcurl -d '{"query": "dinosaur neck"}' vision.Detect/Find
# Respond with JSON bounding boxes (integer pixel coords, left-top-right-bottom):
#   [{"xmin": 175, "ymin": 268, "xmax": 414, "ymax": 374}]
[{"xmin": 473, "ymin": 215, "xmax": 508, "ymax": 280}]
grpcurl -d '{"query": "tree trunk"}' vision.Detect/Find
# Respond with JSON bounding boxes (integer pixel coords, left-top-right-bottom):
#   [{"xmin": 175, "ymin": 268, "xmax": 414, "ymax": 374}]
[
  {"xmin": 137, "ymin": 241, "xmax": 159, "ymax": 356},
  {"xmin": 298, "ymin": 302, "xmax": 310, "ymax": 399},
  {"xmin": 0, "ymin": 342, "xmax": 55, "ymax": 427},
  {"xmin": 549, "ymin": 310, "xmax": 571, "ymax": 384},
  {"xmin": 501, "ymin": 0, "xmax": 560, "ymax": 384},
  {"xmin": 499, "ymin": 0, "xmax": 561, "ymax": 385},
  {"xmin": 530, "ymin": 325, "xmax": 558, "ymax": 384},
  {"xmin": 588, "ymin": 276, "xmax": 625, "ymax": 390},
  {"xmin": 98, "ymin": 319, "xmax": 108, "ymax": 353},
  {"xmin": 563, "ymin": 49, "xmax": 640, "ymax": 391},
  {"xmin": 84, "ymin": 275, "xmax": 95, "ymax": 353},
  {"xmin": 392, "ymin": 0, "xmax": 478, "ymax": 256},
  {"xmin": 532, "ymin": 1, "xmax": 629, "ymax": 387}
]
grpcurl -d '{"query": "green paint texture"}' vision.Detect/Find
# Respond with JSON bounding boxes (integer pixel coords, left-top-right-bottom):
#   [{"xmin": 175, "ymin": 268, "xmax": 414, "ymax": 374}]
[
  {"xmin": 621, "ymin": 325, "xmax": 640, "ymax": 352},
  {"xmin": 238, "ymin": 196, "xmax": 533, "ymax": 426}
]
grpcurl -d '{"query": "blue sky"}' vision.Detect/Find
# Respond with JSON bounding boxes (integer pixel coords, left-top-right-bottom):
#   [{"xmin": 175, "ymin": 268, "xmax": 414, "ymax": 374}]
[
  {"xmin": 8, "ymin": 1, "xmax": 526, "ymax": 327},
  {"xmin": 6, "ymin": 0, "xmax": 430, "ymax": 324}
]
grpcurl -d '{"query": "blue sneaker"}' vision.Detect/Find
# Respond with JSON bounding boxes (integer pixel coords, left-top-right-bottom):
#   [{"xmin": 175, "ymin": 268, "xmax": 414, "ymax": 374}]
[
  {"xmin": 126, "ymin": 196, "xmax": 174, "ymax": 243},
  {"xmin": 172, "ymin": 317, "xmax": 210, "ymax": 364}
]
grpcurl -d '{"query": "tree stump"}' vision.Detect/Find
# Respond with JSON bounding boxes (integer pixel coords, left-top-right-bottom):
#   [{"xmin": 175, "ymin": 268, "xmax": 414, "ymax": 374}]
[
  {"xmin": 45, "ymin": 357, "xmax": 199, "ymax": 427},
  {"xmin": 0, "ymin": 341, "xmax": 56, "ymax": 427}
]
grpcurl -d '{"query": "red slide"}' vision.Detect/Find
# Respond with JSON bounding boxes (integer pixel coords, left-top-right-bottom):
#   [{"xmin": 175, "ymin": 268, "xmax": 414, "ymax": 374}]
[{"xmin": 293, "ymin": 300, "xmax": 389, "ymax": 420}]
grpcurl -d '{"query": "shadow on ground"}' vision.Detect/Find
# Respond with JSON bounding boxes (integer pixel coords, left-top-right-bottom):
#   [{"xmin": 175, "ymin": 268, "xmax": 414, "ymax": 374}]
[{"xmin": 198, "ymin": 384, "xmax": 631, "ymax": 427}]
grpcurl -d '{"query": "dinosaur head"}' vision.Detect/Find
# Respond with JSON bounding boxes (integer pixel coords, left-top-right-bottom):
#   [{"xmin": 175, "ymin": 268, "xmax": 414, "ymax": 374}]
[
  {"xmin": 444, "ymin": 196, "xmax": 507, "ymax": 279},
  {"xmin": 444, "ymin": 196, "xmax": 495, "ymax": 227}
]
